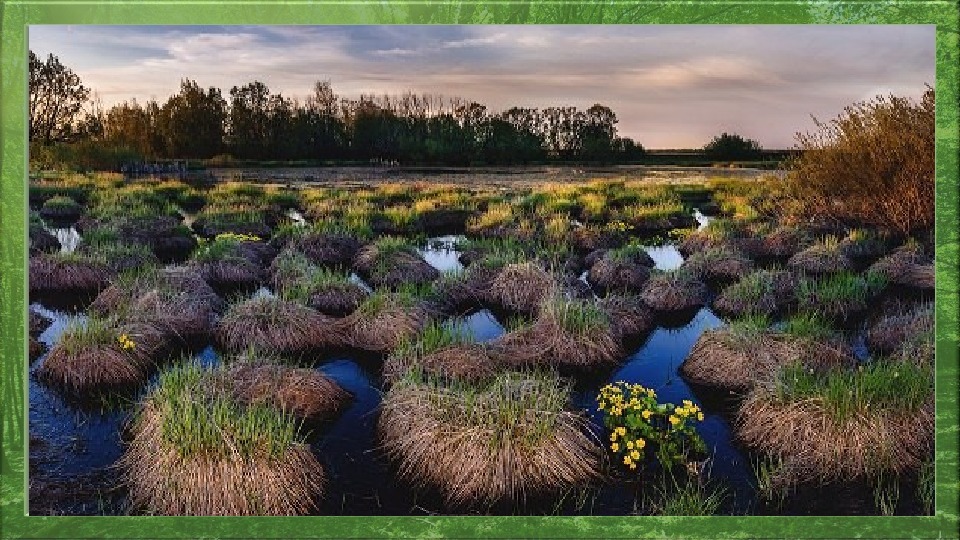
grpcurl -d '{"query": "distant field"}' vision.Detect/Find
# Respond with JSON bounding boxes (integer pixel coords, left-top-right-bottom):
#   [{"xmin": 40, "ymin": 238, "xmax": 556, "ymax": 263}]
[{"xmin": 204, "ymin": 164, "xmax": 779, "ymax": 188}]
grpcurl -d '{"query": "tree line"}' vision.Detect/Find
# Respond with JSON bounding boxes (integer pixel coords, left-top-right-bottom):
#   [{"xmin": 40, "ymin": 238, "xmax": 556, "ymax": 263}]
[
  {"xmin": 29, "ymin": 51, "xmax": 654, "ymax": 167},
  {"xmin": 30, "ymin": 50, "xmax": 768, "ymax": 169}
]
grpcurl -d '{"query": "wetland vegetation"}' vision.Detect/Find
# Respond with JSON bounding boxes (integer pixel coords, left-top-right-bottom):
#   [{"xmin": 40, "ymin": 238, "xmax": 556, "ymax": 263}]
[{"xmin": 26, "ymin": 48, "xmax": 935, "ymax": 517}]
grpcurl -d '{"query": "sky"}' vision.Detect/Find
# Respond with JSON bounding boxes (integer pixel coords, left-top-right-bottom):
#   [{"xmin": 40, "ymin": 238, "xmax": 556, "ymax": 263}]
[{"xmin": 30, "ymin": 25, "xmax": 934, "ymax": 149}]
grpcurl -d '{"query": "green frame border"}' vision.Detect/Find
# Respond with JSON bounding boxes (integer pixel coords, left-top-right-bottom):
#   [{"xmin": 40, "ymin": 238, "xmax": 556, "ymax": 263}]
[{"xmin": 1, "ymin": 2, "xmax": 958, "ymax": 538}]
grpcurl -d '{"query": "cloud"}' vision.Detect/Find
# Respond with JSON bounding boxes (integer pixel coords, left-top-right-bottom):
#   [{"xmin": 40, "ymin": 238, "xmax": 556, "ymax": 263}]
[{"xmin": 28, "ymin": 24, "xmax": 934, "ymax": 148}]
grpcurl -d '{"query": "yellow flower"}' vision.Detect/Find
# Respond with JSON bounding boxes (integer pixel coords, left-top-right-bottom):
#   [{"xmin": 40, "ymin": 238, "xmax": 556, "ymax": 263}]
[
  {"xmin": 683, "ymin": 400, "xmax": 693, "ymax": 407},
  {"xmin": 626, "ymin": 441, "xmax": 634, "ymax": 450},
  {"xmin": 630, "ymin": 450, "xmax": 641, "ymax": 460},
  {"xmin": 668, "ymin": 415, "xmax": 679, "ymax": 426},
  {"xmin": 616, "ymin": 427, "xmax": 626, "ymax": 435},
  {"xmin": 610, "ymin": 432, "xmax": 618, "ymax": 442},
  {"xmin": 611, "ymin": 443, "xmax": 619, "ymax": 452},
  {"xmin": 636, "ymin": 439, "xmax": 646, "ymax": 449},
  {"xmin": 641, "ymin": 410, "xmax": 652, "ymax": 420},
  {"xmin": 623, "ymin": 455, "xmax": 633, "ymax": 465},
  {"xmin": 647, "ymin": 389, "xmax": 655, "ymax": 398},
  {"xmin": 628, "ymin": 462, "xmax": 637, "ymax": 470},
  {"xmin": 697, "ymin": 412, "xmax": 704, "ymax": 421}
]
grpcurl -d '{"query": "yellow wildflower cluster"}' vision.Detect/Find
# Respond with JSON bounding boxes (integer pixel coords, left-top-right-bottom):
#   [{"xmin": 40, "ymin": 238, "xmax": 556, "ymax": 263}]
[
  {"xmin": 675, "ymin": 399, "xmax": 705, "ymax": 423},
  {"xmin": 117, "ymin": 333, "xmax": 136, "ymax": 351},
  {"xmin": 596, "ymin": 381, "xmax": 706, "ymax": 472},
  {"xmin": 215, "ymin": 232, "xmax": 262, "ymax": 243}
]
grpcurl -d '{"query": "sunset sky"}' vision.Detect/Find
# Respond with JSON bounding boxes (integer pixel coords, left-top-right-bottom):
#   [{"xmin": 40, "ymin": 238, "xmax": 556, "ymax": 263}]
[{"xmin": 30, "ymin": 25, "xmax": 934, "ymax": 149}]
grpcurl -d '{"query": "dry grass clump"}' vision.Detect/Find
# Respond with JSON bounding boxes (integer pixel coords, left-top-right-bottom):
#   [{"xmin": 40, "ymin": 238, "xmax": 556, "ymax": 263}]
[
  {"xmin": 681, "ymin": 319, "xmax": 854, "ymax": 392},
  {"xmin": 678, "ymin": 219, "xmax": 743, "ymax": 257},
  {"xmin": 353, "ymin": 237, "xmax": 440, "ymax": 288},
  {"xmin": 344, "ymin": 289, "xmax": 433, "ymax": 353},
  {"xmin": 682, "ymin": 245, "xmax": 754, "ymax": 283},
  {"xmin": 39, "ymin": 195, "xmax": 83, "ymax": 221},
  {"xmin": 217, "ymin": 296, "xmax": 344, "ymax": 355},
  {"xmin": 29, "ymin": 252, "xmax": 114, "ymax": 293},
  {"xmin": 290, "ymin": 232, "xmax": 361, "ymax": 268},
  {"xmin": 736, "ymin": 359, "xmax": 934, "ymax": 486},
  {"xmin": 486, "ymin": 263, "xmax": 556, "ymax": 315},
  {"xmin": 37, "ymin": 315, "xmax": 155, "ymax": 395},
  {"xmin": 91, "ymin": 266, "xmax": 224, "ymax": 315},
  {"xmin": 639, "ymin": 269, "xmax": 709, "ymax": 313},
  {"xmin": 598, "ymin": 293, "xmax": 654, "ymax": 342},
  {"xmin": 838, "ymin": 229, "xmax": 890, "ymax": 262},
  {"xmin": 866, "ymin": 301, "xmax": 934, "ymax": 359},
  {"xmin": 587, "ymin": 254, "xmax": 651, "ymax": 293},
  {"xmin": 127, "ymin": 288, "xmax": 219, "ymax": 346},
  {"xmin": 788, "ymin": 237, "xmax": 853, "ymax": 275},
  {"xmin": 868, "ymin": 243, "xmax": 935, "ymax": 291},
  {"xmin": 428, "ymin": 270, "xmax": 489, "ymax": 314},
  {"xmin": 230, "ymin": 363, "xmax": 351, "ymax": 424},
  {"xmin": 378, "ymin": 370, "xmax": 603, "ymax": 507},
  {"xmin": 383, "ymin": 322, "xmax": 497, "ymax": 385},
  {"xmin": 713, "ymin": 269, "xmax": 795, "ymax": 317},
  {"xmin": 748, "ymin": 226, "xmax": 806, "ymax": 260},
  {"xmin": 492, "ymin": 296, "xmax": 620, "ymax": 370},
  {"xmin": 306, "ymin": 282, "xmax": 368, "ymax": 317},
  {"xmin": 121, "ymin": 363, "xmax": 324, "ymax": 515},
  {"xmin": 190, "ymin": 236, "xmax": 265, "ymax": 290},
  {"xmin": 271, "ymin": 252, "xmax": 368, "ymax": 317}
]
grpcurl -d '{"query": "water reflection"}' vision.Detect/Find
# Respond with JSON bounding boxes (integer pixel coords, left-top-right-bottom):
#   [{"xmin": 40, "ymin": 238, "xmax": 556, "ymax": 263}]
[
  {"xmin": 419, "ymin": 235, "xmax": 465, "ymax": 273},
  {"xmin": 52, "ymin": 228, "xmax": 81, "ymax": 253}
]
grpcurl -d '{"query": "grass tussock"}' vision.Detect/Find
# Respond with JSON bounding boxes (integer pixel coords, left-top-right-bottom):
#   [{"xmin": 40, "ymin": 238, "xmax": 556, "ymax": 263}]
[
  {"xmin": 713, "ymin": 269, "xmax": 795, "ymax": 317},
  {"xmin": 37, "ymin": 315, "xmax": 154, "ymax": 395},
  {"xmin": 230, "ymin": 363, "xmax": 351, "ymax": 424},
  {"xmin": 378, "ymin": 370, "xmax": 603, "ymax": 506},
  {"xmin": 29, "ymin": 252, "xmax": 114, "ymax": 293},
  {"xmin": 598, "ymin": 293, "xmax": 655, "ymax": 342},
  {"xmin": 868, "ymin": 244, "xmax": 935, "ymax": 291},
  {"xmin": 795, "ymin": 270, "xmax": 888, "ymax": 321},
  {"xmin": 787, "ymin": 236, "xmax": 854, "ymax": 275},
  {"xmin": 121, "ymin": 363, "xmax": 324, "ymax": 515},
  {"xmin": 217, "ymin": 296, "xmax": 344, "ymax": 354},
  {"xmin": 640, "ymin": 270, "xmax": 708, "ymax": 313},
  {"xmin": 587, "ymin": 254, "xmax": 651, "ymax": 293},
  {"xmin": 492, "ymin": 295, "xmax": 620, "ymax": 370},
  {"xmin": 343, "ymin": 289, "xmax": 432, "ymax": 353},
  {"xmin": 383, "ymin": 322, "xmax": 496, "ymax": 384},
  {"xmin": 682, "ymin": 245, "xmax": 754, "ymax": 283},
  {"xmin": 486, "ymin": 263, "xmax": 556, "ymax": 315},
  {"xmin": 867, "ymin": 301, "xmax": 934, "ymax": 362},
  {"xmin": 736, "ymin": 360, "xmax": 934, "ymax": 486},
  {"xmin": 353, "ymin": 237, "xmax": 440, "ymax": 288},
  {"xmin": 190, "ymin": 236, "xmax": 265, "ymax": 289},
  {"xmin": 681, "ymin": 322, "xmax": 854, "ymax": 392}
]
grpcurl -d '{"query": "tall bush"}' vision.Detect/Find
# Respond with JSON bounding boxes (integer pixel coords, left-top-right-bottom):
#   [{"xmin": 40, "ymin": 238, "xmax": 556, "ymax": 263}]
[{"xmin": 781, "ymin": 89, "xmax": 934, "ymax": 237}]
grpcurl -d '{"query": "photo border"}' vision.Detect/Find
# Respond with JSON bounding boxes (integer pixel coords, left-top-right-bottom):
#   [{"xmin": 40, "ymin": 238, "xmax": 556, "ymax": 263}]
[{"xmin": 1, "ymin": 2, "xmax": 957, "ymax": 538}]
